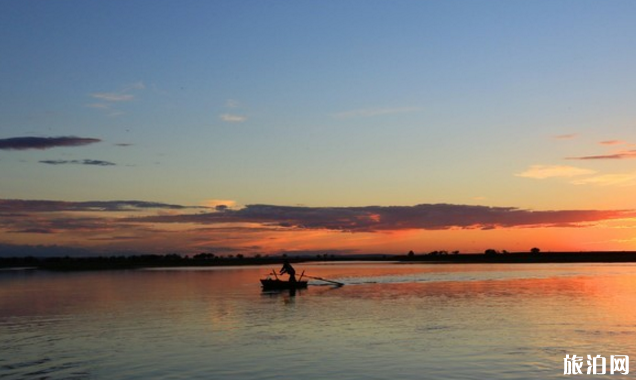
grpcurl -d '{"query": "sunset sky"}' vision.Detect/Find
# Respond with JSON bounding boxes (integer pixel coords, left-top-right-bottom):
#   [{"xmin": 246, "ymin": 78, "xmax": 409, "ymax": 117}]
[{"xmin": 2, "ymin": 1, "xmax": 636, "ymax": 256}]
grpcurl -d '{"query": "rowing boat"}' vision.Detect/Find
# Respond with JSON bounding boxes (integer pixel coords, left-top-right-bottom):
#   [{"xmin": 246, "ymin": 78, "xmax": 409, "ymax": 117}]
[{"xmin": 260, "ymin": 278, "xmax": 308, "ymax": 290}]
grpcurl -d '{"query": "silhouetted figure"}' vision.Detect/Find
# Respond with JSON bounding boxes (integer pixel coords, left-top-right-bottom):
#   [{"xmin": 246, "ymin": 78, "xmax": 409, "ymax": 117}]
[{"xmin": 280, "ymin": 260, "xmax": 297, "ymax": 282}]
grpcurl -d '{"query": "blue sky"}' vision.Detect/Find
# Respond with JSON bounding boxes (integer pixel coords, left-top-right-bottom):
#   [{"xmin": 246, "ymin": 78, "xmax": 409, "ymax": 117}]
[{"xmin": 2, "ymin": 1, "xmax": 636, "ymax": 255}]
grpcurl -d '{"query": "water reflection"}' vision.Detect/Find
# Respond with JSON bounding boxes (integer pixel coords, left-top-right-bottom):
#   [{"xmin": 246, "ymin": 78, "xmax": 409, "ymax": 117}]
[
  {"xmin": 261, "ymin": 287, "xmax": 303, "ymax": 298},
  {"xmin": 2, "ymin": 263, "xmax": 636, "ymax": 379}
]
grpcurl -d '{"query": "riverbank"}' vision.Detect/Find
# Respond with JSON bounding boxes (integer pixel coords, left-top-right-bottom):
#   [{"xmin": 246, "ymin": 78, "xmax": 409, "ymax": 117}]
[{"xmin": 3, "ymin": 251, "xmax": 636, "ymax": 271}]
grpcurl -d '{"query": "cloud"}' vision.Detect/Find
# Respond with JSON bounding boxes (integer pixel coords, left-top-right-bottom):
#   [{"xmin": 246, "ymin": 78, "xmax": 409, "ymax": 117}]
[
  {"xmin": 201, "ymin": 199, "xmax": 238, "ymax": 210},
  {"xmin": 333, "ymin": 107, "xmax": 419, "ymax": 119},
  {"xmin": 599, "ymin": 140, "xmax": 627, "ymax": 146},
  {"xmin": 87, "ymin": 235, "xmax": 141, "ymax": 241},
  {"xmin": 554, "ymin": 134, "xmax": 577, "ymax": 140},
  {"xmin": 87, "ymin": 82, "xmax": 145, "ymax": 116},
  {"xmin": 39, "ymin": 159, "xmax": 116, "ymax": 166},
  {"xmin": 90, "ymin": 93, "xmax": 135, "ymax": 102},
  {"xmin": 220, "ymin": 114, "xmax": 247, "ymax": 123},
  {"xmin": 89, "ymin": 82, "xmax": 144, "ymax": 103},
  {"xmin": 567, "ymin": 150, "xmax": 636, "ymax": 160},
  {"xmin": 124, "ymin": 81, "xmax": 146, "ymax": 91},
  {"xmin": 4, "ymin": 200, "xmax": 635, "ymax": 256},
  {"xmin": 130, "ymin": 203, "xmax": 636, "ymax": 232},
  {"xmin": 225, "ymin": 99, "xmax": 240, "ymax": 108},
  {"xmin": 0, "ymin": 136, "xmax": 101, "ymax": 150},
  {"xmin": 571, "ymin": 173, "xmax": 636, "ymax": 187},
  {"xmin": 515, "ymin": 165, "xmax": 596, "ymax": 179},
  {"xmin": 0, "ymin": 199, "xmax": 206, "ymax": 213},
  {"xmin": 0, "ymin": 243, "xmax": 95, "ymax": 257},
  {"xmin": 8, "ymin": 228, "xmax": 55, "ymax": 234},
  {"xmin": 86, "ymin": 103, "xmax": 111, "ymax": 109},
  {"xmin": 1, "ymin": 214, "xmax": 116, "ymax": 235}
]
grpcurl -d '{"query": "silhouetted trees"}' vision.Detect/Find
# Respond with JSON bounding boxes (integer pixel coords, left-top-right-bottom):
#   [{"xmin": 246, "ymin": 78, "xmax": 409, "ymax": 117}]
[{"xmin": 193, "ymin": 253, "xmax": 216, "ymax": 260}]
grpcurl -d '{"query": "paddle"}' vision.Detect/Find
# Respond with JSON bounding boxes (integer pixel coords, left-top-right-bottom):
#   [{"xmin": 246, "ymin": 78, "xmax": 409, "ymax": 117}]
[{"xmin": 303, "ymin": 275, "xmax": 344, "ymax": 286}]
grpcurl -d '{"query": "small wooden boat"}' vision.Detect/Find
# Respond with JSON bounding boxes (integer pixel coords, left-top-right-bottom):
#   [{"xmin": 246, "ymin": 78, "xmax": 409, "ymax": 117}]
[
  {"xmin": 261, "ymin": 269, "xmax": 308, "ymax": 290},
  {"xmin": 260, "ymin": 278, "xmax": 308, "ymax": 290},
  {"xmin": 260, "ymin": 269, "xmax": 343, "ymax": 290}
]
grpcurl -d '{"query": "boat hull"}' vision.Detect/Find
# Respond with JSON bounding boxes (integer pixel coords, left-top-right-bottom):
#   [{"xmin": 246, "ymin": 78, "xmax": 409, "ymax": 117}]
[{"xmin": 260, "ymin": 279, "xmax": 308, "ymax": 290}]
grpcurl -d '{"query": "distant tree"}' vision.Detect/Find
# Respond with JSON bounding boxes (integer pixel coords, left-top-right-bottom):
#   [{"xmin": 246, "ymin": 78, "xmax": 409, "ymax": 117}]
[
  {"xmin": 530, "ymin": 247, "xmax": 541, "ymax": 254},
  {"xmin": 452, "ymin": 251, "xmax": 460, "ymax": 255},
  {"xmin": 484, "ymin": 249, "xmax": 499, "ymax": 256},
  {"xmin": 193, "ymin": 253, "xmax": 215, "ymax": 260},
  {"xmin": 165, "ymin": 253, "xmax": 182, "ymax": 260},
  {"xmin": 407, "ymin": 250, "xmax": 415, "ymax": 257}
]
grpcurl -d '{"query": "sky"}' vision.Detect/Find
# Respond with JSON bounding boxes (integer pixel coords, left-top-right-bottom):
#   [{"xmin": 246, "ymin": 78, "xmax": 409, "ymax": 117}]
[{"xmin": 2, "ymin": 0, "xmax": 636, "ymax": 257}]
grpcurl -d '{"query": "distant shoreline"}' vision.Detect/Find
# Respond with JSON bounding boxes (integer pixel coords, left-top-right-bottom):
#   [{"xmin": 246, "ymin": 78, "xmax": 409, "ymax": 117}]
[{"xmin": 3, "ymin": 251, "xmax": 636, "ymax": 271}]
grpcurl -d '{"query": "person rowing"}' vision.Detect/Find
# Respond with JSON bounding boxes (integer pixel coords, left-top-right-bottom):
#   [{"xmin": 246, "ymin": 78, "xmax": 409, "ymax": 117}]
[{"xmin": 279, "ymin": 260, "xmax": 297, "ymax": 283}]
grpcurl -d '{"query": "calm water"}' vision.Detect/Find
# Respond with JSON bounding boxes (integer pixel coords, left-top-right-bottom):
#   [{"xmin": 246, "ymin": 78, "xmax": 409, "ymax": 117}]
[{"xmin": 2, "ymin": 262, "xmax": 636, "ymax": 379}]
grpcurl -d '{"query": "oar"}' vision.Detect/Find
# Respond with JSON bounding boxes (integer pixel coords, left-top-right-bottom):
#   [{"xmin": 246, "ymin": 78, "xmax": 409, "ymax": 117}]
[{"xmin": 304, "ymin": 275, "xmax": 344, "ymax": 286}]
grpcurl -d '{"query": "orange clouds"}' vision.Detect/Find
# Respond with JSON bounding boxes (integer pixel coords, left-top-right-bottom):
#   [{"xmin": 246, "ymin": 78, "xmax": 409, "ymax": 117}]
[
  {"xmin": 515, "ymin": 165, "xmax": 596, "ymax": 179},
  {"xmin": 2, "ymin": 199, "xmax": 636, "ymax": 256}
]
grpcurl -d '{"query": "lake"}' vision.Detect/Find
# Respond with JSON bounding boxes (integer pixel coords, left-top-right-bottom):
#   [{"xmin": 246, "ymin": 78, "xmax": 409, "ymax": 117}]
[{"xmin": 2, "ymin": 262, "xmax": 636, "ymax": 379}]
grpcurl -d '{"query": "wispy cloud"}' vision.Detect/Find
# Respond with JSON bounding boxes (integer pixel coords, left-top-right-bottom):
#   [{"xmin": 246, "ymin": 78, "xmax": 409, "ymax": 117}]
[
  {"xmin": 220, "ymin": 114, "xmax": 247, "ymax": 123},
  {"xmin": 87, "ymin": 82, "xmax": 145, "ymax": 116},
  {"xmin": 517, "ymin": 164, "xmax": 636, "ymax": 187},
  {"xmin": 567, "ymin": 150, "xmax": 636, "ymax": 160},
  {"xmin": 0, "ymin": 199, "xmax": 207, "ymax": 213},
  {"xmin": 554, "ymin": 134, "xmax": 577, "ymax": 140},
  {"xmin": 515, "ymin": 165, "xmax": 596, "ymax": 179},
  {"xmin": 86, "ymin": 103, "xmax": 111, "ymax": 109},
  {"xmin": 599, "ymin": 140, "xmax": 627, "ymax": 146},
  {"xmin": 571, "ymin": 173, "xmax": 636, "ymax": 187},
  {"xmin": 9, "ymin": 228, "xmax": 56, "ymax": 234},
  {"xmin": 333, "ymin": 107, "xmax": 419, "ymax": 119},
  {"xmin": 0, "ymin": 136, "xmax": 101, "ymax": 150},
  {"xmin": 89, "ymin": 82, "xmax": 144, "ymax": 102},
  {"xmin": 225, "ymin": 99, "xmax": 240, "ymax": 108},
  {"xmin": 39, "ymin": 159, "xmax": 116, "ymax": 166},
  {"xmin": 123, "ymin": 81, "xmax": 145, "ymax": 91},
  {"xmin": 90, "ymin": 93, "xmax": 135, "ymax": 102}
]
